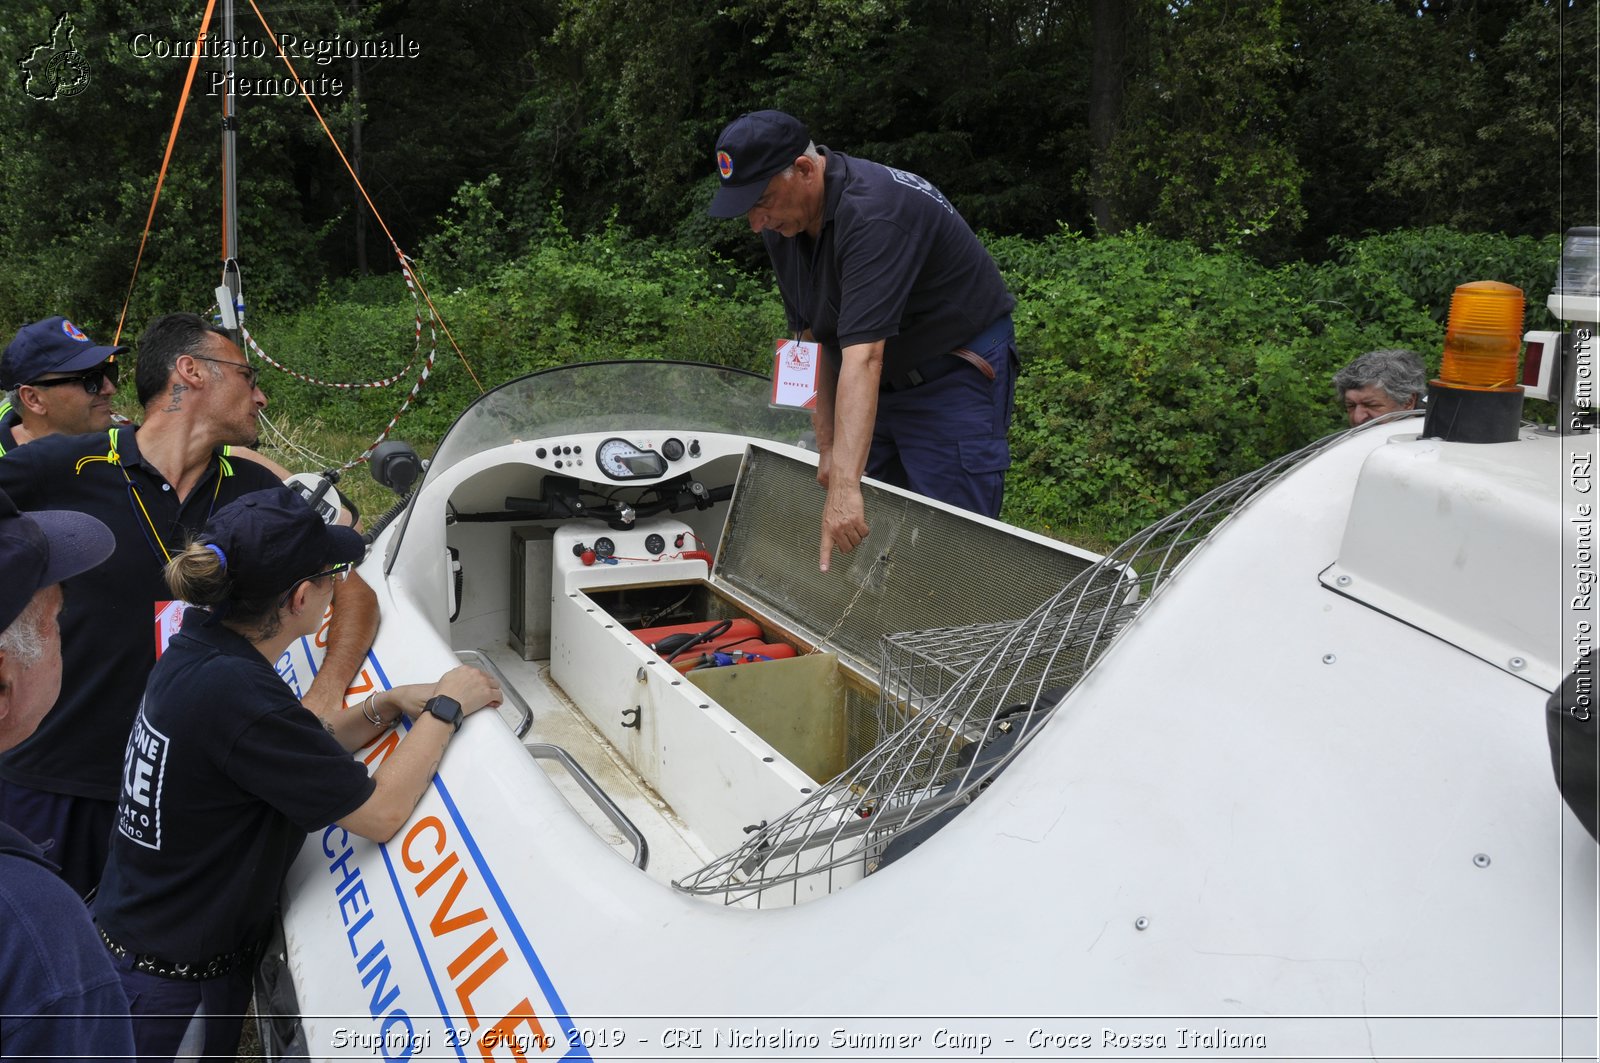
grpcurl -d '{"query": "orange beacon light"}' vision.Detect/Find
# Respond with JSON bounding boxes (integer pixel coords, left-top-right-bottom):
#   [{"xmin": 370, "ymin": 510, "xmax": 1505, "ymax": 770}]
[{"xmin": 1422, "ymin": 280, "xmax": 1526, "ymax": 443}]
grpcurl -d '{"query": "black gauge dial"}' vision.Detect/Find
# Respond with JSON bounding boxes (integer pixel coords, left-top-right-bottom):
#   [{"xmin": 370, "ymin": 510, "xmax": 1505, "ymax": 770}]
[
  {"xmin": 644, "ymin": 533, "xmax": 666, "ymax": 555},
  {"xmin": 593, "ymin": 537, "xmax": 616, "ymax": 559}
]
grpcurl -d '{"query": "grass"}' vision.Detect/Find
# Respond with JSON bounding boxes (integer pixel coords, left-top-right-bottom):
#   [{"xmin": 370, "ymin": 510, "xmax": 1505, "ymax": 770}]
[{"xmin": 249, "ymin": 412, "xmax": 414, "ymax": 530}]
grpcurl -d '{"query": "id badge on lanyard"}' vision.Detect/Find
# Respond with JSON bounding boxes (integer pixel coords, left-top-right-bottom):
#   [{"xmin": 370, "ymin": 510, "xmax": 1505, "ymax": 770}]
[
  {"xmin": 154, "ymin": 600, "xmax": 190, "ymax": 659},
  {"xmin": 771, "ymin": 338, "xmax": 819, "ymax": 409}
]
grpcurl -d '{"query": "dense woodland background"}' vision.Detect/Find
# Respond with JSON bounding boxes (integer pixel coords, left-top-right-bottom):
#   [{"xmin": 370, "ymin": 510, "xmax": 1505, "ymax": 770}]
[{"xmin": 1, "ymin": 0, "xmax": 1595, "ymax": 543}]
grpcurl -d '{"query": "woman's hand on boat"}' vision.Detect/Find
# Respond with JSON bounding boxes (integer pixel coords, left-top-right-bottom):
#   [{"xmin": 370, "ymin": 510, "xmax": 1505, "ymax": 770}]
[
  {"xmin": 340, "ymin": 666, "xmax": 504, "ymax": 842},
  {"xmin": 381, "ymin": 667, "xmax": 501, "ymax": 723},
  {"xmin": 434, "ymin": 665, "xmax": 503, "ymax": 715}
]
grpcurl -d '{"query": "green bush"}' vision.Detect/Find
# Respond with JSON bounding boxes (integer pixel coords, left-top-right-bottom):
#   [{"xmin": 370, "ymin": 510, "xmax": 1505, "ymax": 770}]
[
  {"xmin": 996, "ymin": 226, "xmax": 1555, "ymax": 546},
  {"xmin": 1294, "ymin": 227, "xmax": 1561, "ymax": 333},
  {"xmin": 247, "ymin": 212, "xmax": 784, "ymax": 445},
  {"xmin": 997, "ymin": 230, "xmax": 1328, "ymax": 543},
  {"xmin": 247, "ymin": 224, "xmax": 1557, "ymax": 549}
]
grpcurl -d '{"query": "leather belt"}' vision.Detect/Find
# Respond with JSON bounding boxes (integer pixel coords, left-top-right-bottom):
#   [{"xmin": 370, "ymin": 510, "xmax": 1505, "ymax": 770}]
[
  {"xmin": 880, "ymin": 317, "xmax": 1011, "ymax": 392},
  {"xmin": 98, "ymin": 924, "xmax": 259, "ymax": 982}
]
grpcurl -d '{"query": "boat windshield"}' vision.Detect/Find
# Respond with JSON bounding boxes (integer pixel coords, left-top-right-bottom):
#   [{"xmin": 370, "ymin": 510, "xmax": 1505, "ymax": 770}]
[{"xmin": 425, "ymin": 360, "xmax": 807, "ymax": 485}]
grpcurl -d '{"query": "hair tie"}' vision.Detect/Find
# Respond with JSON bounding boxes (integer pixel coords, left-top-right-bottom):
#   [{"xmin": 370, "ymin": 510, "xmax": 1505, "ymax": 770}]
[{"xmin": 205, "ymin": 543, "xmax": 227, "ymax": 568}]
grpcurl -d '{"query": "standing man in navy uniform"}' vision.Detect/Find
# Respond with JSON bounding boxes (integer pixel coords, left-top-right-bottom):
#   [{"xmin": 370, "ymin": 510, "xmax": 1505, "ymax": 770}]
[
  {"xmin": 0, "ymin": 312, "xmax": 377, "ymax": 897},
  {"xmin": 0, "ymin": 488, "xmax": 133, "ymax": 1059},
  {"xmin": 708, "ymin": 110, "xmax": 1018, "ymax": 571}
]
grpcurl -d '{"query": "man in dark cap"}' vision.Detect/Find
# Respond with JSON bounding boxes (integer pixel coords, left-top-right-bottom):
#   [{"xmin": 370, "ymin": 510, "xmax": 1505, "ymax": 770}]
[
  {"xmin": 708, "ymin": 110, "xmax": 1018, "ymax": 571},
  {"xmin": 0, "ymin": 489, "xmax": 134, "ymax": 1059},
  {"xmin": 0, "ymin": 316, "xmax": 125, "ymax": 455}
]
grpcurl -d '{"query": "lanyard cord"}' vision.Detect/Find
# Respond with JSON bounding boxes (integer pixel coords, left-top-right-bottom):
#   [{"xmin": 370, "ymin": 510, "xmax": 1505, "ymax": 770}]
[
  {"xmin": 116, "ymin": 463, "xmax": 224, "ymax": 565},
  {"xmin": 75, "ymin": 431, "xmax": 227, "ymax": 566}
]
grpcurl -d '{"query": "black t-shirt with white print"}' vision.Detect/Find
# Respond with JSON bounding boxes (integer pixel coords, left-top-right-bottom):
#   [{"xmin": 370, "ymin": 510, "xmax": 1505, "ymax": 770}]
[{"xmin": 95, "ymin": 609, "xmax": 375, "ymax": 963}]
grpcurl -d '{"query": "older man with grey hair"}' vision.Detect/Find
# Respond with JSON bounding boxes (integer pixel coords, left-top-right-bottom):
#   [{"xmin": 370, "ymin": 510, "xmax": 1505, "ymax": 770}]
[
  {"xmin": 1333, "ymin": 348, "xmax": 1427, "ymax": 426},
  {"xmin": 0, "ymin": 488, "xmax": 133, "ymax": 1059}
]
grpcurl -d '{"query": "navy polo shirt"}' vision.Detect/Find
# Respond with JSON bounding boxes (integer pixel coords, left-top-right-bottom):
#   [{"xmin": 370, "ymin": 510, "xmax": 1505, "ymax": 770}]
[
  {"xmin": 763, "ymin": 149, "xmax": 1015, "ymax": 381},
  {"xmin": 0, "ymin": 821, "xmax": 135, "ymax": 1060},
  {"xmin": 0, "ymin": 428, "xmax": 280, "ymax": 800},
  {"xmin": 95, "ymin": 610, "xmax": 375, "ymax": 963}
]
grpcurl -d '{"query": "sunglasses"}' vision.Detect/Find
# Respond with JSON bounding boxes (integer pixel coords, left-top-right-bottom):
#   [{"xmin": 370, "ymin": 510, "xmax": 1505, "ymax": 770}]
[
  {"xmin": 27, "ymin": 361, "xmax": 118, "ymax": 395},
  {"xmin": 188, "ymin": 354, "xmax": 261, "ymax": 389},
  {"xmin": 278, "ymin": 563, "xmax": 352, "ymax": 605}
]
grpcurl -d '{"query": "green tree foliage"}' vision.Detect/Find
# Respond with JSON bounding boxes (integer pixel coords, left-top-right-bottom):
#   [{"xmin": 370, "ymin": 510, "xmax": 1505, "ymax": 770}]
[
  {"xmin": 508, "ymin": 0, "xmax": 756, "ymax": 256},
  {"xmin": 741, "ymin": 0, "xmax": 1095, "ymax": 237},
  {"xmin": 1284, "ymin": 0, "xmax": 1596, "ymax": 249},
  {"xmin": 0, "ymin": 0, "xmax": 1589, "ymax": 549},
  {"xmin": 2, "ymin": 0, "xmax": 1591, "ymax": 324},
  {"xmin": 0, "ymin": 1, "xmax": 358, "ymax": 333},
  {"xmin": 0, "ymin": 0, "xmax": 546, "ymax": 332},
  {"xmin": 241, "ymin": 224, "xmax": 1554, "ymax": 546},
  {"xmin": 1095, "ymin": 1, "xmax": 1307, "ymax": 256},
  {"xmin": 334, "ymin": 0, "xmax": 548, "ymax": 270}
]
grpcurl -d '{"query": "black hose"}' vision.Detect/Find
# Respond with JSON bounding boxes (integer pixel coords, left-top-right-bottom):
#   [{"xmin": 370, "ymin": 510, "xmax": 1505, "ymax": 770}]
[
  {"xmin": 664, "ymin": 619, "xmax": 733, "ymax": 663},
  {"xmin": 362, "ymin": 490, "xmax": 413, "ymax": 544}
]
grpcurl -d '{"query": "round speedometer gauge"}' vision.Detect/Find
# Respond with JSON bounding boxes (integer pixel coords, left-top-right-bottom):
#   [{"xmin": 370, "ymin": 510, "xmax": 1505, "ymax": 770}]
[{"xmin": 595, "ymin": 437, "xmax": 667, "ymax": 481}]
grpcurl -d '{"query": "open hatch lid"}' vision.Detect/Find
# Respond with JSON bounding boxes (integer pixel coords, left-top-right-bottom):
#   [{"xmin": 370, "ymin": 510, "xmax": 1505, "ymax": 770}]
[{"xmin": 711, "ymin": 445, "xmax": 1100, "ymax": 676}]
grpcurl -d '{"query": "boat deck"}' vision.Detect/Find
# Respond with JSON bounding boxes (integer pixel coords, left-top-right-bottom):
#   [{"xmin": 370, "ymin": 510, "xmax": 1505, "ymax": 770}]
[{"xmin": 472, "ymin": 641, "xmax": 721, "ymax": 887}]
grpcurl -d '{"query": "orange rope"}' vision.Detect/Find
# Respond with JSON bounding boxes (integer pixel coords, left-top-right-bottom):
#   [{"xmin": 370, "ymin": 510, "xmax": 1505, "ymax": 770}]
[
  {"xmin": 244, "ymin": 0, "xmax": 484, "ymax": 392},
  {"xmin": 115, "ymin": 0, "xmax": 218, "ymax": 344}
]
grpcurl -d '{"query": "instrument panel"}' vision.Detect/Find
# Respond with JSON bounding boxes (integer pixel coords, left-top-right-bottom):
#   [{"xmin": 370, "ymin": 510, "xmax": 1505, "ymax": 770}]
[{"xmin": 527, "ymin": 435, "xmax": 701, "ymax": 482}]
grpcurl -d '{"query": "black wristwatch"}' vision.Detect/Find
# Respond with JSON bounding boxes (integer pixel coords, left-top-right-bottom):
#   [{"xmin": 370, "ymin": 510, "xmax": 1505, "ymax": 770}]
[{"xmin": 423, "ymin": 695, "xmax": 464, "ymax": 733}]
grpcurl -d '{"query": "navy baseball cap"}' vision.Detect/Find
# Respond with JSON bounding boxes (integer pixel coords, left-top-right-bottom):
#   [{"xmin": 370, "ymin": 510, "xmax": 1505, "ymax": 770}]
[
  {"xmin": 708, "ymin": 110, "xmax": 811, "ymax": 218},
  {"xmin": 0, "ymin": 488, "xmax": 115, "ymax": 634},
  {"xmin": 201, "ymin": 487, "xmax": 366, "ymax": 599},
  {"xmin": 0, "ymin": 316, "xmax": 126, "ymax": 390}
]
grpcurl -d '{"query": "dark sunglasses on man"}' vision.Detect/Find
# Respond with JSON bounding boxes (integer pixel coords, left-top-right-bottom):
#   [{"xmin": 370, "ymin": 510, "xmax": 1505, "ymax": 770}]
[{"xmin": 26, "ymin": 360, "xmax": 118, "ymax": 395}]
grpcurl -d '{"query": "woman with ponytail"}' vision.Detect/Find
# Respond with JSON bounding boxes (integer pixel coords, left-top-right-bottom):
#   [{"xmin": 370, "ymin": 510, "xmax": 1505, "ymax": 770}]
[{"xmin": 92, "ymin": 486, "xmax": 500, "ymax": 1061}]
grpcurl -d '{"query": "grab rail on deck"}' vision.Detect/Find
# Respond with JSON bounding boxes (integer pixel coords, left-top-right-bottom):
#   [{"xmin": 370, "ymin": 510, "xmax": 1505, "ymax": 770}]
[
  {"xmin": 455, "ymin": 649, "xmax": 534, "ymax": 738},
  {"xmin": 526, "ymin": 743, "xmax": 650, "ymax": 870}
]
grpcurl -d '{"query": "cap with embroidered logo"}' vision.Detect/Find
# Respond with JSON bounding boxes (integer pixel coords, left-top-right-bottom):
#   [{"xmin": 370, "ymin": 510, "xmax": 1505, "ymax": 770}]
[
  {"xmin": 0, "ymin": 317, "xmax": 125, "ymax": 390},
  {"xmin": 707, "ymin": 110, "xmax": 811, "ymax": 219}
]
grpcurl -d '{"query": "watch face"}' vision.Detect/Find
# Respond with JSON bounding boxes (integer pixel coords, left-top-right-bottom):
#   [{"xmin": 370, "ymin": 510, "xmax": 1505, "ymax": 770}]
[{"xmin": 426, "ymin": 695, "xmax": 463, "ymax": 731}]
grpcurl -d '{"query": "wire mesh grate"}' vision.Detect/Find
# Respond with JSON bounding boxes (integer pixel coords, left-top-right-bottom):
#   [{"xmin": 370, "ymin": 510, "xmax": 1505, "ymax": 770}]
[{"xmin": 674, "ymin": 423, "xmax": 1376, "ymax": 906}]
